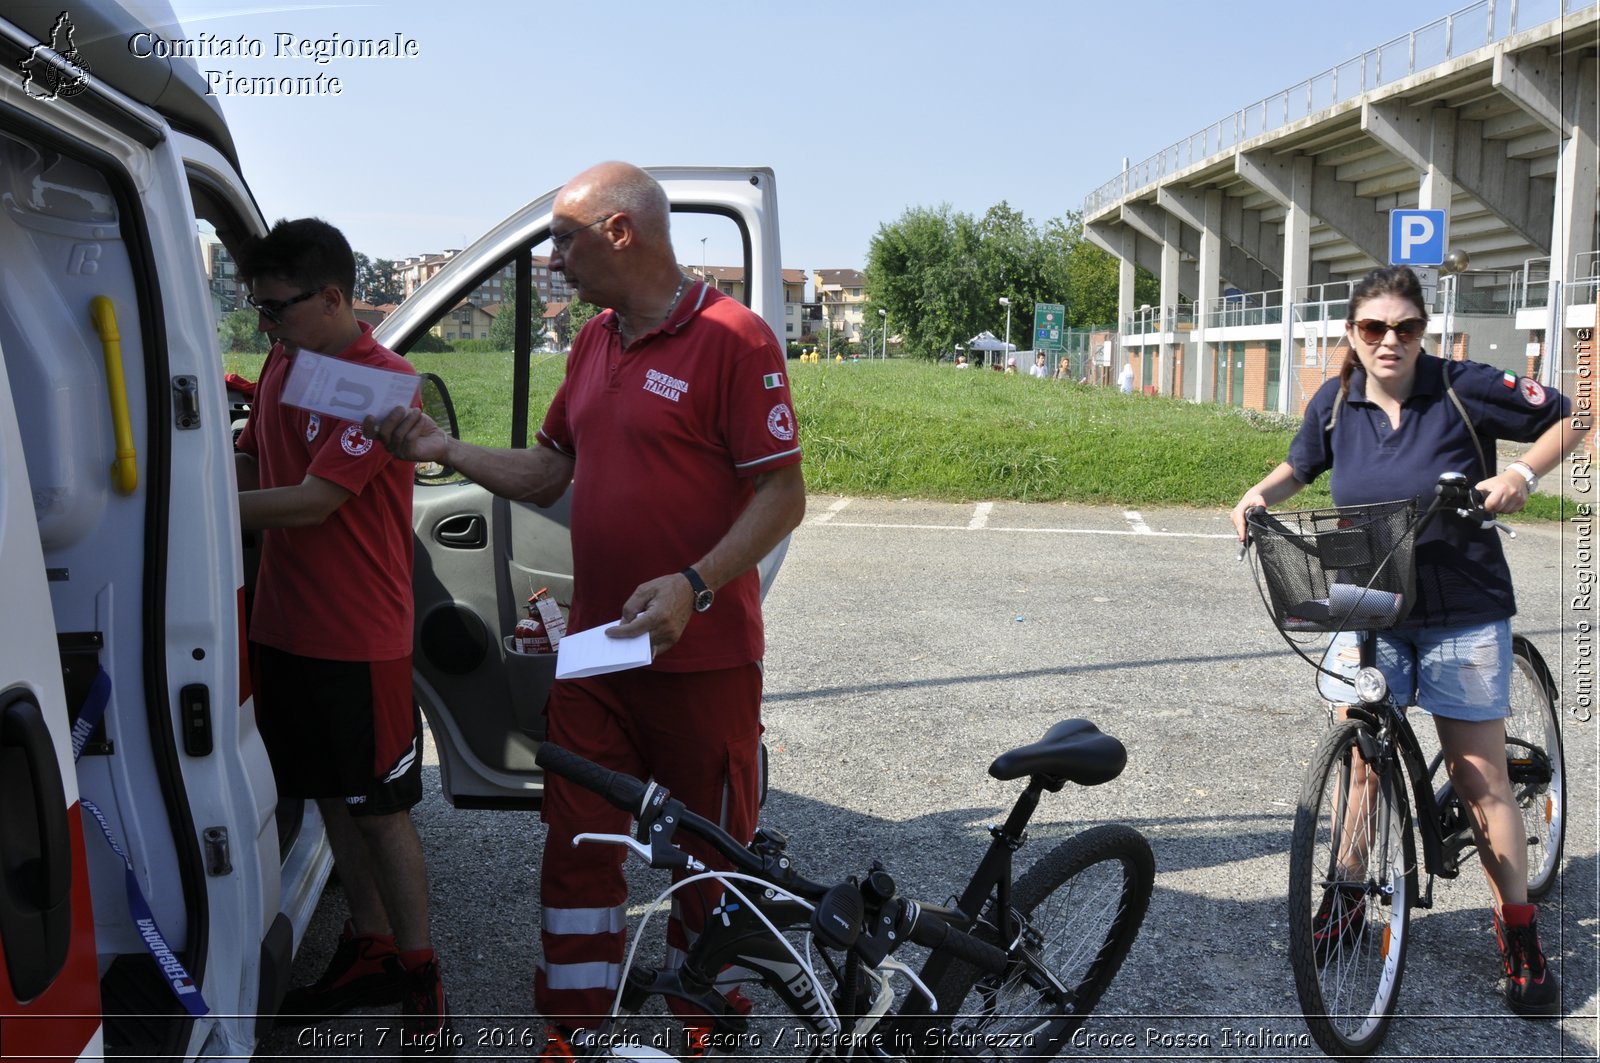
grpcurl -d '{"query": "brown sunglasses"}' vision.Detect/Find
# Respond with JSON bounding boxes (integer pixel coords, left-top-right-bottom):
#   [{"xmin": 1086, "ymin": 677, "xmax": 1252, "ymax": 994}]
[{"xmin": 1351, "ymin": 318, "xmax": 1426, "ymax": 343}]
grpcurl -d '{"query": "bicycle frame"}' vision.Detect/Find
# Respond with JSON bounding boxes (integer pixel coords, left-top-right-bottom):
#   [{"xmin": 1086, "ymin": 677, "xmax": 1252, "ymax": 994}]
[
  {"xmin": 892, "ymin": 778, "xmax": 1050, "ymax": 1026},
  {"xmin": 1349, "ymin": 631, "xmax": 1499, "ymax": 913}
]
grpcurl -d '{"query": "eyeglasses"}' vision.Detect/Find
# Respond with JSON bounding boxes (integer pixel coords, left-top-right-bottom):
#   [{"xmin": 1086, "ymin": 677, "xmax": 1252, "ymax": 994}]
[
  {"xmin": 549, "ymin": 213, "xmax": 616, "ymax": 251},
  {"xmin": 247, "ymin": 287, "xmax": 324, "ymax": 324},
  {"xmin": 1352, "ymin": 318, "xmax": 1426, "ymax": 344}
]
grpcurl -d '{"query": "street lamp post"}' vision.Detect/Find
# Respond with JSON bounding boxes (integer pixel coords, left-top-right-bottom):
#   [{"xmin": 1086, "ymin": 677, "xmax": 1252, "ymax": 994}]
[
  {"xmin": 878, "ymin": 309, "xmax": 887, "ymax": 361},
  {"xmin": 700, "ymin": 237, "xmax": 707, "ymax": 282},
  {"xmin": 998, "ymin": 296, "xmax": 1012, "ymax": 365}
]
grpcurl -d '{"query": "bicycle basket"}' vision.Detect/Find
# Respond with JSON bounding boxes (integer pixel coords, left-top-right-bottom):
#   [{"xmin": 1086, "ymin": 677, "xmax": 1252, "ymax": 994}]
[{"xmin": 1247, "ymin": 498, "xmax": 1419, "ymax": 633}]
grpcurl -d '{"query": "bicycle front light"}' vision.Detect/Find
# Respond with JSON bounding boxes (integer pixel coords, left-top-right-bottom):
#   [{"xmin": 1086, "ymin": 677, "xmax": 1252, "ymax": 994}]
[{"xmin": 1354, "ymin": 666, "xmax": 1388, "ymax": 704}]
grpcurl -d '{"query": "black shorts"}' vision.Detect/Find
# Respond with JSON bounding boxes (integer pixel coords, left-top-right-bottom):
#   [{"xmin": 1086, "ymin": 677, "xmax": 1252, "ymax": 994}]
[{"xmin": 252, "ymin": 644, "xmax": 422, "ymax": 817}]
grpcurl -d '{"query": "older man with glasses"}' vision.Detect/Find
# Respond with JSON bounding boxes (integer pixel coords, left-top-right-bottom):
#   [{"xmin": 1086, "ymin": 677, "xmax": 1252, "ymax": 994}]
[{"xmin": 369, "ymin": 161, "xmax": 806, "ymax": 1055}]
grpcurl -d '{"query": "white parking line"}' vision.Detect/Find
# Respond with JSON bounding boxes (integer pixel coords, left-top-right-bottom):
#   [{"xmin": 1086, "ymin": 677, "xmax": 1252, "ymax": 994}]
[
  {"xmin": 969, "ymin": 502, "xmax": 993, "ymax": 530},
  {"xmin": 811, "ymin": 498, "xmax": 853, "ymax": 525},
  {"xmin": 819, "ymin": 520, "xmax": 1233, "ymax": 540},
  {"xmin": 1124, "ymin": 510, "xmax": 1154, "ymax": 534}
]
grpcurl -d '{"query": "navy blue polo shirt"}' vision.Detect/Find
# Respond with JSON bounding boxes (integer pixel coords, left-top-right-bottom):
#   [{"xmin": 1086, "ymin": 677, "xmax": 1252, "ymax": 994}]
[{"xmin": 1286, "ymin": 356, "xmax": 1570, "ymax": 628}]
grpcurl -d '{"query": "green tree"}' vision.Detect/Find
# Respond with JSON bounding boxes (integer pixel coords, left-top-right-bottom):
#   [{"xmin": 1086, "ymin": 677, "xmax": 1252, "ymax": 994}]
[
  {"xmin": 218, "ymin": 307, "xmax": 267, "ymax": 352},
  {"xmin": 561, "ymin": 300, "xmax": 599, "ymax": 348},
  {"xmin": 352, "ymin": 251, "xmax": 373, "ymax": 301},
  {"xmin": 867, "ymin": 202, "xmax": 1161, "ymax": 360},
  {"xmin": 488, "ymin": 286, "xmax": 547, "ymax": 351},
  {"xmin": 367, "ymin": 258, "xmax": 403, "ymax": 305}
]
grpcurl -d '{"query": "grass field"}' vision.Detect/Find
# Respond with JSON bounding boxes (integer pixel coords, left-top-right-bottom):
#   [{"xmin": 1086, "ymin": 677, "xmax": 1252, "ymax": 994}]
[{"xmin": 224, "ymin": 352, "xmax": 1571, "ymax": 519}]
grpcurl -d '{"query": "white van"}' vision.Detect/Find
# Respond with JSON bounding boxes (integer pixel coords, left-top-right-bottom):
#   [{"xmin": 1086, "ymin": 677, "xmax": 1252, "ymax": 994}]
[{"xmin": 0, "ymin": 4, "xmax": 784, "ymax": 1058}]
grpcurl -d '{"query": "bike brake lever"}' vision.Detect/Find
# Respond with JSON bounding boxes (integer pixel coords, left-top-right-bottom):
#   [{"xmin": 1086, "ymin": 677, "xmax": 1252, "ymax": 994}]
[
  {"xmin": 876, "ymin": 955, "xmax": 937, "ymax": 1008},
  {"xmin": 1456, "ymin": 507, "xmax": 1516, "ymax": 538},
  {"xmin": 571, "ymin": 832, "xmax": 707, "ymax": 872}
]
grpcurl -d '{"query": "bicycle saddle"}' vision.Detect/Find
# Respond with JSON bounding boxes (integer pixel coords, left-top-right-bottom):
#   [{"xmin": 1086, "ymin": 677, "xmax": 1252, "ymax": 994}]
[{"xmin": 988, "ymin": 718, "xmax": 1127, "ymax": 786}]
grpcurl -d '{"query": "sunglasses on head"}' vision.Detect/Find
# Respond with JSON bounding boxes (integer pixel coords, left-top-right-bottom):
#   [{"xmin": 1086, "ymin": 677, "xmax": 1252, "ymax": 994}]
[{"xmin": 1351, "ymin": 318, "xmax": 1426, "ymax": 344}]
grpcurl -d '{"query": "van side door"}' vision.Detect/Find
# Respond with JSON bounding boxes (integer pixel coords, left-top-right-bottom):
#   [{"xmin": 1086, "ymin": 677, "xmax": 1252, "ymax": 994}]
[{"xmin": 0, "ymin": 343, "xmax": 103, "ymax": 1062}]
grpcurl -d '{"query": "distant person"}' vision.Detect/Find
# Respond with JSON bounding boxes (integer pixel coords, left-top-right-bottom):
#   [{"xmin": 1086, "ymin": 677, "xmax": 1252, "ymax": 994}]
[
  {"xmin": 1030, "ymin": 353, "xmax": 1048, "ymax": 379},
  {"xmin": 954, "ymin": 353, "xmax": 969, "ymax": 369},
  {"xmin": 1119, "ymin": 362, "xmax": 1135, "ymax": 393},
  {"xmin": 1004, "ymin": 357, "xmax": 1018, "ymax": 375},
  {"xmin": 1054, "ymin": 360, "xmax": 1072, "ymax": 382},
  {"xmin": 1230, "ymin": 264, "xmax": 1584, "ymax": 1019}
]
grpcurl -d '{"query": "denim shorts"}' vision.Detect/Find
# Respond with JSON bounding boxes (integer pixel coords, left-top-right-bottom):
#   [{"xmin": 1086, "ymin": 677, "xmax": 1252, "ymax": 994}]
[{"xmin": 1317, "ymin": 619, "xmax": 1512, "ymax": 721}]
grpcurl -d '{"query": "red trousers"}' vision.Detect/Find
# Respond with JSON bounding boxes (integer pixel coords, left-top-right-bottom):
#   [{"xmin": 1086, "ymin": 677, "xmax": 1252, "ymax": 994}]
[{"xmin": 535, "ymin": 664, "xmax": 762, "ymax": 1028}]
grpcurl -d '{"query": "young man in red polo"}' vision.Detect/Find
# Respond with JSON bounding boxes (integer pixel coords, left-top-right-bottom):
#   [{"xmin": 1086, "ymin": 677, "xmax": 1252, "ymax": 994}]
[{"xmin": 236, "ymin": 218, "xmax": 450, "ymax": 1055}]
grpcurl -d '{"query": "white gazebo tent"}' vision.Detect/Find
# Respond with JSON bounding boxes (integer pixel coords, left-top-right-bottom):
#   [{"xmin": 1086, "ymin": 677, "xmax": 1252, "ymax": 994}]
[{"xmin": 965, "ymin": 330, "xmax": 1016, "ymax": 368}]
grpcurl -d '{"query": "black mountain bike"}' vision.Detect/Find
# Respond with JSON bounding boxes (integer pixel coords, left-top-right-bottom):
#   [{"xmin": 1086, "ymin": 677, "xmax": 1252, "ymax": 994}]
[
  {"xmin": 534, "ymin": 718, "xmax": 1155, "ymax": 1060},
  {"xmin": 1242, "ymin": 472, "xmax": 1565, "ymax": 1058}
]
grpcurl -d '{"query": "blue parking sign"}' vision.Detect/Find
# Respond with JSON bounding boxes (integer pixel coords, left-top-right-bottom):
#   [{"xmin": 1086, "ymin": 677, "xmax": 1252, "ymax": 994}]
[{"xmin": 1389, "ymin": 209, "xmax": 1446, "ymax": 266}]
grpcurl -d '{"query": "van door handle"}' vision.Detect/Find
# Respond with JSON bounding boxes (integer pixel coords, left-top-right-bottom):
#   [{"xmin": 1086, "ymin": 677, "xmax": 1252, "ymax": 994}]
[
  {"xmin": 0, "ymin": 693, "xmax": 73, "ymax": 1000},
  {"xmin": 434, "ymin": 514, "xmax": 486, "ymax": 549}
]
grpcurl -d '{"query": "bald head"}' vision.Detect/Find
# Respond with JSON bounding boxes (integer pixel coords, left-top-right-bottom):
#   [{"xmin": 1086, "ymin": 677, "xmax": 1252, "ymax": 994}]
[{"xmin": 557, "ymin": 161, "xmax": 672, "ymax": 249}]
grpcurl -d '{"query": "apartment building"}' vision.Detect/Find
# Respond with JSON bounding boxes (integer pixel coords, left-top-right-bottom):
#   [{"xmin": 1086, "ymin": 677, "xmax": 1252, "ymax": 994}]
[
  {"xmin": 198, "ymin": 234, "xmax": 245, "ymax": 315},
  {"xmin": 689, "ymin": 266, "xmax": 810, "ymax": 346},
  {"xmin": 399, "ymin": 252, "xmax": 575, "ymax": 308},
  {"xmin": 812, "ymin": 268, "xmax": 867, "ymax": 341}
]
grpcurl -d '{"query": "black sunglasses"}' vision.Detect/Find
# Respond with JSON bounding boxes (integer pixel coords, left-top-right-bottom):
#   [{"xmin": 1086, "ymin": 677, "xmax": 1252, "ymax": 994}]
[
  {"xmin": 247, "ymin": 286, "xmax": 324, "ymax": 324},
  {"xmin": 1352, "ymin": 318, "xmax": 1426, "ymax": 344}
]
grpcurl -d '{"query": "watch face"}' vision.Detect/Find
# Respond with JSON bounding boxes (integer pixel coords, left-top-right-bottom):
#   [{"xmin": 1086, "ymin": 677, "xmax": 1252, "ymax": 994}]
[{"xmin": 694, "ymin": 589, "xmax": 714, "ymax": 613}]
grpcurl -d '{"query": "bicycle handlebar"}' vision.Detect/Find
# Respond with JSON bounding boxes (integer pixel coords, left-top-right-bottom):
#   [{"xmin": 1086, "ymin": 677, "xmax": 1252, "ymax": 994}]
[
  {"xmin": 535, "ymin": 742, "xmax": 1012, "ymax": 977},
  {"xmin": 899, "ymin": 900, "xmax": 1011, "ymax": 970},
  {"xmin": 1239, "ymin": 472, "xmax": 1512, "ymax": 562},
  {"xmin": 537, "ymin": 740, "xmax": 652, "ymax": 815},
  {"xmin": 536, "ymin": 740, "xmax": 831, "ymax": 897}
]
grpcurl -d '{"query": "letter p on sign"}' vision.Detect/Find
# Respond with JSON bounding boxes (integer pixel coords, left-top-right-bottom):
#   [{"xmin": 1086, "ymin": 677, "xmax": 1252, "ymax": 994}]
[{"xmin": 1389, "ymin": 209, "xmax": 1446, "ymax": 266}]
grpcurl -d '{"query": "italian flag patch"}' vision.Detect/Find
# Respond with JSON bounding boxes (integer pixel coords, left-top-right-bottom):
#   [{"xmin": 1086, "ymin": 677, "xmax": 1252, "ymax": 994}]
[
  {"xmin": 1501, "ymin": 372, "xmax": 1518, "ymax": 389},
  {"xmin": 763, "ymin": 372, "xmax": 784, "ymax": 389}
]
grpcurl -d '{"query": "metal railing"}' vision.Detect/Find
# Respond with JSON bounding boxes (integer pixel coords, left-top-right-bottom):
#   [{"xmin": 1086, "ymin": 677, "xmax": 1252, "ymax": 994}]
[
  {"xmin": 1084, "ymin": 0, "xmax": 1597, "ymax": 216},
  {"xmin": 1204, "ymin": 289, "xmax": 1285, "ymax": 329}
]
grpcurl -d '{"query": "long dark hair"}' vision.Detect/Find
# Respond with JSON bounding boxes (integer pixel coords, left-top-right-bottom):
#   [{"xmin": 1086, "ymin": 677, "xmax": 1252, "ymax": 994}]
[{"xmin": 1328, "ymin": 265, "xmax": 1430, "ymax": 426}]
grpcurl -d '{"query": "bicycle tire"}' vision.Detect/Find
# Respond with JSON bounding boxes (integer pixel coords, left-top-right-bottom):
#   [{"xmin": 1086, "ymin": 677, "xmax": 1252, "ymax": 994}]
[
  {"xmin": 1507, "ymin": 636, "xmax": 1565, "ymax": 899},
  {"xmin": 1288, "ymin": 719, "xmax": 1413, "ymax": 1059},
  {"xmin": 924, "ymin": 823, "xmax": 1154, "ymax": 1060}
]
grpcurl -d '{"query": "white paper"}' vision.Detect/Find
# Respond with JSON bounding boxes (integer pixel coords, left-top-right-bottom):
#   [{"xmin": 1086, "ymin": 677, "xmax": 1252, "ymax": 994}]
[
  {"xmin": 555, "ymin": 620, "xmax": 651, "ymax": 680},
  {"xmin": 279, "ymin": 348, "xmax": 419, "ymax": 422}
]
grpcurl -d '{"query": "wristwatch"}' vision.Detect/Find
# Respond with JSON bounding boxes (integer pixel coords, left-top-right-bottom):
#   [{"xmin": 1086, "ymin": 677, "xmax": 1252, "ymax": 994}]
[
  {"xmin": 1507, "ymin": 460, "xmax": 1539, "ymax": 491},
  {"xmin": 681, "ymin": 567, "xmax": 714, "ymax": 613}
]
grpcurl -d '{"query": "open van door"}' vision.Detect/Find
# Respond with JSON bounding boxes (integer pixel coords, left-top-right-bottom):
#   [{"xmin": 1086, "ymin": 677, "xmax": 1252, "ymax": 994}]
[
  {"xmin": 375, "ymin": 167, "xmax": 785, "ymax": 808},
  {"xmin": 0, "ymin": 344, "xmax": 103, "ymax": 1062}
]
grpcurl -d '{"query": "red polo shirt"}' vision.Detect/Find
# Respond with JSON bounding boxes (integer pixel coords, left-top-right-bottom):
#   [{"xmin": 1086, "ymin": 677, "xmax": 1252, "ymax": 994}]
[
  {"xmin": 237, "ymin": 322, "xmax": 417, "ymax": 661},
  {"xmin": 538, "ymin": 282, "xmax": 802, "ymax": 671}
]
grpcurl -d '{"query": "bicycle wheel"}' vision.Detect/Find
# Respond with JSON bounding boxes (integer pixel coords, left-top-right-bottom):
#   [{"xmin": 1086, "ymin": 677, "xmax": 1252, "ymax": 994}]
[
  {"xmin": 1288, "ymin": 719, "xmax": 1413, "ymax": 1059},
  {"xmin": 926, "ymin": 823, "xmax": 1154, "ymax": 1060},
  {"xmin": 1507, "ymin": 636, "xmax": 1564, "ymax": 899}
]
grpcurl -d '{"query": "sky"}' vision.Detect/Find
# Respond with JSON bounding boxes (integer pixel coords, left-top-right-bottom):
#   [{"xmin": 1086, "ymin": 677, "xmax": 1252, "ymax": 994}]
[{"xmin": 162, "ymin": 0, "xmax": 1490, "ymax": 276}]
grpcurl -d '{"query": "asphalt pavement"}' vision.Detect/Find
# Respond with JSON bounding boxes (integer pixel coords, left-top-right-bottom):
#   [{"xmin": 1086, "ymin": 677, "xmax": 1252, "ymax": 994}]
[{"xmin": 257, "ymin": 496, "xmax": 1597, "ymax": 1062}]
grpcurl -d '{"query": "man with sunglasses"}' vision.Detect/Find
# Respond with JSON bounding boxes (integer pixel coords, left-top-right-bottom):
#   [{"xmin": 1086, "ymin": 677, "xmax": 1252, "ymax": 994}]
[
  {"xmin": 367, "ymin": 161, "xmax": 806, "ymax": 1055},
  {"xmin": 234, "ymin": 218, "xmax": 451, "ymax": 1054},
  {"xmin": 1231, "ymin": 264, "xmax": 1584, "ymax": 1019}
]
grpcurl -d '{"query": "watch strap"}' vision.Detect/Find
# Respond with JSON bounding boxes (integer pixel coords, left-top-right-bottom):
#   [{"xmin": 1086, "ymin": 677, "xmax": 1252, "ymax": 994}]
[{"xmin": 681, "ymin": 566, "xmax": 708, "ymax": 595}]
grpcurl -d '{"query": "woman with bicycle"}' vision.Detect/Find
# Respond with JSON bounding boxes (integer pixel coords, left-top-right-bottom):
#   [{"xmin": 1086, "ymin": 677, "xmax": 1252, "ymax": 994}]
[{"xmin": 1230, "ymin": 265, "xmax": 1583, "ymax": 1018}]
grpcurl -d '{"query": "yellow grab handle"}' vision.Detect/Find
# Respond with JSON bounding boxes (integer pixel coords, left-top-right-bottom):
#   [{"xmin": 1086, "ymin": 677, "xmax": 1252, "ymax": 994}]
[{"xmin": 89, "ymin": 296, "xmax": 138, "ymax": 495}]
